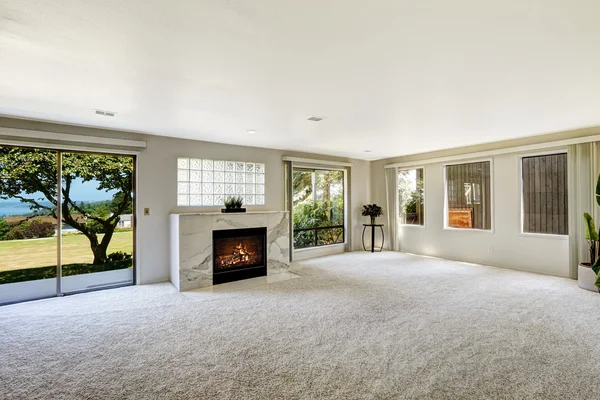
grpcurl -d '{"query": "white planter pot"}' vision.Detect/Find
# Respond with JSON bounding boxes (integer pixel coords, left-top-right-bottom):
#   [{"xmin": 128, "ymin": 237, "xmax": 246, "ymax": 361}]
[{"xmin": 578, "ymin": 263, "xmax": 598, "ymax": 292}]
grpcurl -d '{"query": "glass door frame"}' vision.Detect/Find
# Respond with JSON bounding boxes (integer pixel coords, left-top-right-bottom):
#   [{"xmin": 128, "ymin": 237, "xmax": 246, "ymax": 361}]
[
  {"xmin": 288, "ymin": 163, "xmax": 349, "ymax": 254},
  {"xmin": 0, "ymin": 142, "xmax": 138, "ymax": 304}
]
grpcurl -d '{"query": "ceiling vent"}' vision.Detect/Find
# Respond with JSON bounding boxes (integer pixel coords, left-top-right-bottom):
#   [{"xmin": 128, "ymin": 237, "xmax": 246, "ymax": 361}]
[
  {"xmin": 94, "ymin": 109, "xmax": 117, "ymax": 117},
  {"xmin": 307, "ymin": 116, "xmax": 323, "ymax": 122}
]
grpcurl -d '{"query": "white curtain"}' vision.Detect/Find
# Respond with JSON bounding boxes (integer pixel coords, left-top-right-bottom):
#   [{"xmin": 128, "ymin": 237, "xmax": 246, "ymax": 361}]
[
  {"xmin": 568, "ymin": 142, "xmax": 600, "ymax": 278},
  {"xmin": 385, "ymin": 167, "xmax": 399, "ymax": 251}
]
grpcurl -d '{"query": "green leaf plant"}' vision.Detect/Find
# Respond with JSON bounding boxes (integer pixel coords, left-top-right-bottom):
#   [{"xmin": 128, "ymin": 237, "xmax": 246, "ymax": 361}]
[{"xmin": 583, "ymin": 174, "xmax": 600, "ymax": 292}]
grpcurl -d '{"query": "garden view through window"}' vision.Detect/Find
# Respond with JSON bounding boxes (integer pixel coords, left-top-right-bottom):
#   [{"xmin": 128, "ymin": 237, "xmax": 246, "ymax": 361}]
[
  {"xmin": 0, "ymin": 146, "xmax": 134, "ymax": 300},
  {"xmin": 292, "ymin": 168, "xmax": 344, "ymax": 249},
  {"xmin": 445, "ymin": 161, "xmax": 491, "ymax": 230},
  {"xmin": 398, "ymin": 168, "xmax": 424, "ymax": 225}
]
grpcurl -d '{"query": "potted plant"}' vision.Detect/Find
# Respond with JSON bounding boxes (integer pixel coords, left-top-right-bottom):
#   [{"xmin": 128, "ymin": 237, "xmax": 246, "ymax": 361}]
[
  {"xmin": 362, "ymin": 204, "xmax": 383, "ymax": 225},
  {"xmin": 580, "ymin": 174, "xmax": 600, "ymax": 292},
  {"xmin": 222, "ymin": 196, "xmax": 246, "ymax": 213}
]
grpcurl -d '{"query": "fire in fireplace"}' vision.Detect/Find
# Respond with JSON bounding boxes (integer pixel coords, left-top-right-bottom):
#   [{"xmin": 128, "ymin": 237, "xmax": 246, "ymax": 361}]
[
  {"xmin": 215, "ymin": 238, "xmax": 262, "ymax": 270},
  {"xmin": 213, "ymin": 227, "xmax": 267, "ymax": 284}
]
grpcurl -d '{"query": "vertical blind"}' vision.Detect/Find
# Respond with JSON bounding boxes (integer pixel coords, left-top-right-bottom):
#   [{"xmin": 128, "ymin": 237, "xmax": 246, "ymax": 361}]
[
  {"xmin": 446, "ymin": 161, "xmax": 491, "ymax": 230},
  {"xmin": 522, "ymin": 153, "xmax": 568, "ymax": 235}
]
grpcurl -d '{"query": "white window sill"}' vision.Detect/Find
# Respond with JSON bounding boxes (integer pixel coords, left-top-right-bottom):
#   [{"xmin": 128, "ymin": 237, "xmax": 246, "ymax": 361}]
[
  {"xmin": 519, "ymin": 232, "xmax": 568, "ymax": 240},
  {"xmin": 294, "ymin": 243, "xmax": 346, "ymax": 253},
  {"xmin": 399, "ymin": 224, "xmax": 425, "ymax": 229},
  {"xmin": 443, "ymin": 227, "xmax": 494, "ymax": 234}
]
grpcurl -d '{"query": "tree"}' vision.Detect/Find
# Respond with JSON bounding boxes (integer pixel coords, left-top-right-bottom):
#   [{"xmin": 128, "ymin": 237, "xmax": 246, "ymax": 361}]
[
  {"xmin": 292, "ymin": 169, "xmax": 344, "ymax": 247},
  {"xmin": 0, "ymin": 218, "xmax": 10, "ymax": 240},
  {"xmin": 0, "ymin": 148, "xmax": 133, "ymax": 264}
]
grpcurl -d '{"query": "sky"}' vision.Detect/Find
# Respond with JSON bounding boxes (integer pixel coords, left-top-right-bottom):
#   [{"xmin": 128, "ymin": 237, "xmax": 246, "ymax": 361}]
[{"xmin": 0, "ymin": 178, "xmax": 117, "ymax": 215}]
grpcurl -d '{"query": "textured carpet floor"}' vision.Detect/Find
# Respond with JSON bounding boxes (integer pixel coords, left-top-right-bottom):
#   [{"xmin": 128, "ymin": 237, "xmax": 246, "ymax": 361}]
[{"xmin": 2, "ymin": 251, "xmax": 600, "ymax": 399}]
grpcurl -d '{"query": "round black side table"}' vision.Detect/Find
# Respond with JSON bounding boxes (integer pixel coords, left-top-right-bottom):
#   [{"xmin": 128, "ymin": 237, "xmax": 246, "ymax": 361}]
[{"xmin": 362, "ymin": 224, "xmax": 384, "ymax": 253}]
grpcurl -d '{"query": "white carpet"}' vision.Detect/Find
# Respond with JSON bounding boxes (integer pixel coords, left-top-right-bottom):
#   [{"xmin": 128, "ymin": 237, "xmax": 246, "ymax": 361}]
[{"xmin": 2, "ymin": 251, "xmax": 600, "ymax": 399}]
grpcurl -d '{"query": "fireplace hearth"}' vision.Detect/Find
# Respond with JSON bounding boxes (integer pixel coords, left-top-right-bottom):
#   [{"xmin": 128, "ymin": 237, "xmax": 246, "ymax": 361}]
[
  {"xmin": 170, "ymin": 211, "xmax": 290, "ymax": 291},
  {"xmin": 213, "ymin": 227, "xmax": 267, "ymax": 285}
]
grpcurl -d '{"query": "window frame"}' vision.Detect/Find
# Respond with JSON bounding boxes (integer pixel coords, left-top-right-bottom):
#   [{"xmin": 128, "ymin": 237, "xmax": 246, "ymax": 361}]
[
  {"xmin": 397, "ymin": 165, "xmax": 426, "ymax": 229},
  {"xmin": 443, "ymin": 158, "xmax": 494, "ymax": 233},
  {"xmin": 518, "ymin": 149, "xmax": 569, "ymax": 239},
  {"xmin": 291, "ymin": 164, "xmax": 348, "ymax": 251}
]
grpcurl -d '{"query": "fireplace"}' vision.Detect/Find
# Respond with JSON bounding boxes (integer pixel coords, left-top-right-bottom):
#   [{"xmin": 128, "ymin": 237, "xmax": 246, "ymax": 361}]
[{"xmin": 212, "ymin": 227, "xmax": 267, "ymax": 285}]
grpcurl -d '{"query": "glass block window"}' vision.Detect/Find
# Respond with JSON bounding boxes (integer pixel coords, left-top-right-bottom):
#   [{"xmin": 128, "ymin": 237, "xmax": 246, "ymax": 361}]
[{"xmin": 177, "ymin": 158, "xmax": 266, "ymax": 206}]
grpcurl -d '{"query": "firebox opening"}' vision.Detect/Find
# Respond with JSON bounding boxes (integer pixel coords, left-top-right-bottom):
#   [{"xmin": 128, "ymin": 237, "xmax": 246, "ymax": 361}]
[{"xmin": 212, "ymin": 227, "xmax": 267, "ymax": 285}]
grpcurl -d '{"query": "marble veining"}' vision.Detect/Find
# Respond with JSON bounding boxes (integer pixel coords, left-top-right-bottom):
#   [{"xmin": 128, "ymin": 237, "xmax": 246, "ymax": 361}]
[{"xmin": 170, "ymin": 211, "xmax": 290, "ymax": 291}]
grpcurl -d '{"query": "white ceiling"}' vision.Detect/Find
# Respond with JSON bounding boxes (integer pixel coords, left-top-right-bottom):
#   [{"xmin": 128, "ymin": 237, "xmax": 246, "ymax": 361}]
[{"xmin": 1, "ymin": 1, "xmax": 599, "ymax": 160}]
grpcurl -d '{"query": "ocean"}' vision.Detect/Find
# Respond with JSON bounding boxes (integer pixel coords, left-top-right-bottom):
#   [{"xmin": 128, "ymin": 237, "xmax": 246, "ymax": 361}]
[
  {"xmin": 0, "ymin": 206, "xmax": 38, "ymax": 217},
  {"xmin": 0, "ymin": 201, "xmax": 53, "ymax": 217}
]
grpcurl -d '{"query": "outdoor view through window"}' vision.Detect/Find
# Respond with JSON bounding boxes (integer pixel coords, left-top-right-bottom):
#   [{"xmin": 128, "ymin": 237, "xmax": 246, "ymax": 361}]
[
  {"xmin": 0, "ymin": 146, "xmax": 134, "ymax": 301},
  {"xmin": 292, "ymin": 168, "xmax": 344, "ymax": 249},
  {"xmin": 398, "ymin": 168, "xmax": 424, "ymax": 225}
]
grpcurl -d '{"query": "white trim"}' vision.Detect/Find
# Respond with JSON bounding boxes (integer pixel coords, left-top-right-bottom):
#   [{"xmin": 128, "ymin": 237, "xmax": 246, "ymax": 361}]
[
  {"xmin": 0, "ymin": 127, "xmax": 147, "ymax": 149},
  {"xmin": 294, "ymin": 163, "xmax": 347, "ymax": 172},
  {"xmin": 289, "ymin": 165, "xmax": 348, "ymax": 251},
  {"xmin": 282, "ymin": 156, "xmax": 352, "ymax": 167},
  {"xmin": 384, "ymin": 135, "xmax": 600, "ymax": 168},
  {"xmin": 518, "ymin": 150, "xmax": 569, "ymax": 237},
  {"xmin": 399, "ymin": 224, "xmax": 426, "ymax": 229},
  {"xmin": 443, "ymin": 158, "xmax": 494, "ymax": 233},
  {"xmin": 293, "ymin": 243, "xmax": 345, "ymax": 261},
  {"xmin": 134, "ymin": 155, "xmax": 141, "ymax": 285},
  {"xmin": 519, "ymin": 232, "xmax": 568, "ymax": 240},
  {"xmin": 442, "ymin": 227, "xmax": 495, "ymax": 234},
  {"xmin": 0, "ymin": 138, "xmax": 141, "ymax": 155},
  {"xmin": 397, "ymin": 165, "xmax": 426, "ymax": 228}
]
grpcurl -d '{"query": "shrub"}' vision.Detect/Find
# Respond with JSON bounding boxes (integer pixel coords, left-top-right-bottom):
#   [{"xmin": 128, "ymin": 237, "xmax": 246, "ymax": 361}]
[
  {"xmin": 5, "ymin": 220, "xmax": 55, "ymax": 240},
  {"xmin": 0, "ymin": 218, "xmax": 11, "ymax": 240},
  {"xmin": 108, "ymin": 251, "xmax": 132, "ymax": 262},
  {"xmin": 6, "ymin": 225, "xmax": 26, "ymax": 240},
  {"xmin": 24, "ymin": 221, "xmax": 55, "ymax": 238}
]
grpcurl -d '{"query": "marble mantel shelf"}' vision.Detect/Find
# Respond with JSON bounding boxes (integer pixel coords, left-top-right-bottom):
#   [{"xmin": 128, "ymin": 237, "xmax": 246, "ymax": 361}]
[
  {"xmin": 170, "ymin": 211, "xmax": 290, "ymax": 291},
  {"xmin": 170, "ymin": 211, "xmax": 288, "ymax": 216}
]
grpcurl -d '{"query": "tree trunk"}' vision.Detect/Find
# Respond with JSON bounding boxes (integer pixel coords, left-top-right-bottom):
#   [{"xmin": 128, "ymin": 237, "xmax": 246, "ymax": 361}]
[
  {"xmin": 92, "ymin": 224, "xmax": 116, "ymax": 265},
  {"xmin": 92, "ymin": 244, "xmax": 108, "ymax": 265}
]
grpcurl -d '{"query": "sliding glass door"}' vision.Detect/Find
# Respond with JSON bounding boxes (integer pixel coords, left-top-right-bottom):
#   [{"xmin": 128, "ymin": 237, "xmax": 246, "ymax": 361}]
[
  {"xmin": 0, "ymin": 146, "xmax": 135, "ymax": 304},
  {"xmin": 60, "ymin": 152, "xmax": 135, "ymax": 293},
  {"xmin": 0, "ymin": 148, "xmax": 59, "ymax": 303}
]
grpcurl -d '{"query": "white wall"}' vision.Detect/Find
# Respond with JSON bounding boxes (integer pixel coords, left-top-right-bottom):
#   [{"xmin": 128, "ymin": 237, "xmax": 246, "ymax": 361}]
[
  {"xmin": 0, "ymin": 118, "xmax": 371, "ymax": 285},
  {"xmin": 372, "ymin": 148, "xmax": 570, "ymax": 278}
]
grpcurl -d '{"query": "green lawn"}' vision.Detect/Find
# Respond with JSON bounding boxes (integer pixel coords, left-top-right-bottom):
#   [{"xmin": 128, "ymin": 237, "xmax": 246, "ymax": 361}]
[{"xmin": 0, "ymin": 231, "xmax": 133, "ymax": 272}]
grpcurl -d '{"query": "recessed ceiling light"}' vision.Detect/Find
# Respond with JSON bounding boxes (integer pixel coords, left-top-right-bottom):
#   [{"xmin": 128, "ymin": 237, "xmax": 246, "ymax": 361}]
[
  {"xmin": 247, "ymin": 129, "xmax": 256, "ymax": 135},
  {"xmin": 94, "ymin": 109, "xmax": 117, "ymax": 117},
  {"xmin": 307, "ymin": 116, "xmax": 323, "ymax": 122},
  {"xmin": 364, "ymin": 150, "xmax": 372, "ymax": 153}
]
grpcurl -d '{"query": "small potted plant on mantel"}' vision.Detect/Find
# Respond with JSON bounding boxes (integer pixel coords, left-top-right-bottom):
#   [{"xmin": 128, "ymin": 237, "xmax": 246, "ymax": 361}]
[
  {"xmin": 580, "ymin": 174, "xmax": 600, "ymax": 292},
  {"xmin": 222, "ymin": 196, "xmax": 246, "ymax": 213},
  {"xmin": 362, "ymin": 204, "xmax": 383, "ymax": 225}
]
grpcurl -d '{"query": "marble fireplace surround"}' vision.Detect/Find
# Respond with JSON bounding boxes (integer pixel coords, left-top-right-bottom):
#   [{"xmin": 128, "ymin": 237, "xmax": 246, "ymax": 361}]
[{"xmin": 170, "ymin": 211, "xmax": 290, "ymax": 291}]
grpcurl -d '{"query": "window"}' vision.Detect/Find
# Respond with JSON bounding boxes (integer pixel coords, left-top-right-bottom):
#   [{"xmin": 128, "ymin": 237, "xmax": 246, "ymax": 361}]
[
  {"xmin": 445, "ymin": 161, "xmax": 491, "ymax": 230},
  {"xmin": 398, "ymin": 168, "xmax": 424, "ymax": 225},
  {"xmin": 177, "ymin": 158, "xmax": 265, "ymax": 206},
  {"xmin": 292, "ymin": 168, "xmax": 345, "ymax": 249},
  {"xmin": 522, "ymin": 153, "xmax": 568, "ymax": 235}
]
